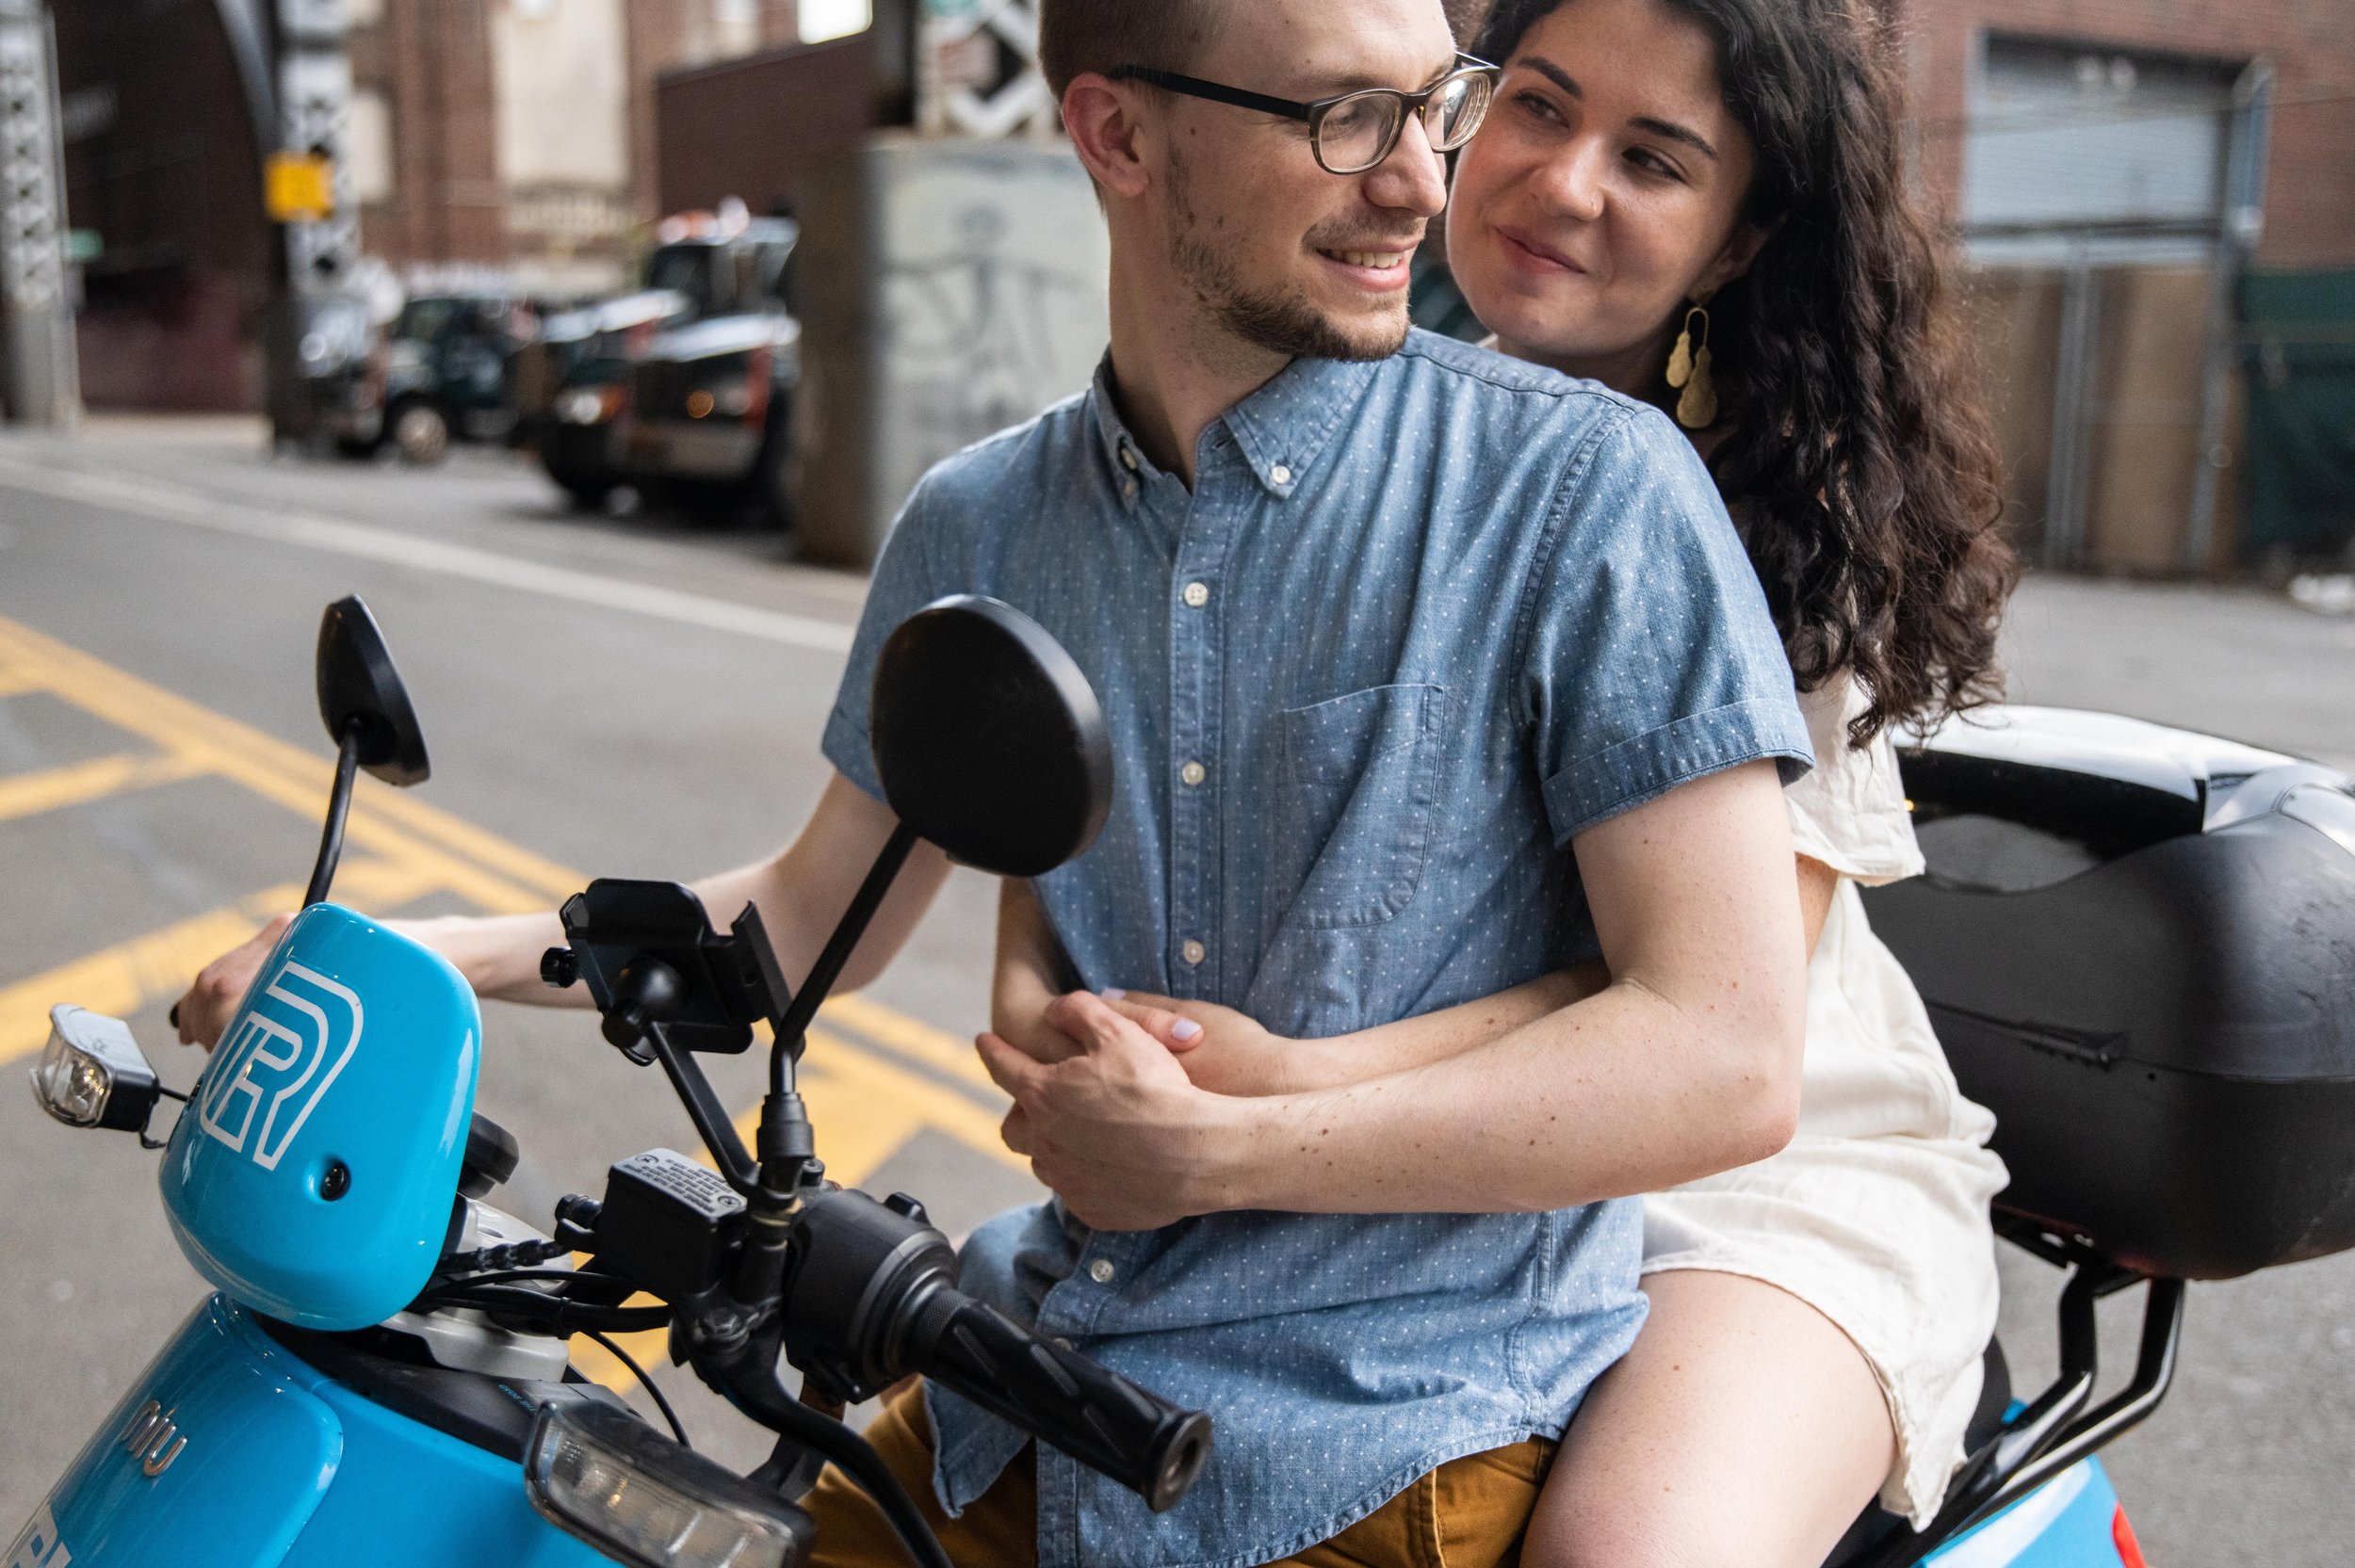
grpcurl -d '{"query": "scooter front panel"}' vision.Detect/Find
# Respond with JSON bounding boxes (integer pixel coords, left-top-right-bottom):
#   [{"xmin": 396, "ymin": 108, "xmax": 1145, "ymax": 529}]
[
  {"xmin": 24, "ymin": 1297, "xmax": 341, "ymax": 1568},
  {"xmin": 279, "ymin": 1375, "xmax": 610, "ymax": 1568},
  {"xmin": 159, "ymin": 903, "xmax": 481, "ymax": 1331}
]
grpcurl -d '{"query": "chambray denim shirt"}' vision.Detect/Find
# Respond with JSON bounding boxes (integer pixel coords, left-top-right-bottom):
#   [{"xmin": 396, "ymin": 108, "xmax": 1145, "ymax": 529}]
[{"xmin": 821, "ymin": 331, "xmax": 1811, "ymax": 1568}]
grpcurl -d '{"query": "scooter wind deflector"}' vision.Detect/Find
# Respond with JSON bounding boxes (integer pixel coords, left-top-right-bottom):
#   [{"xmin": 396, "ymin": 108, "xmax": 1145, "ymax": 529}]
[{"xmin": 160, "ymin": 902, "xmax": 482, "ymax": 1332}]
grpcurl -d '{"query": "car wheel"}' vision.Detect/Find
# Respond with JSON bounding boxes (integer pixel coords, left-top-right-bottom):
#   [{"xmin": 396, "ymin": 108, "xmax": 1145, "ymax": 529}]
[
  {"xmin": 390, "ymin": 400, "xmax": 451, "ymax": 465},
  {"xmin": 554, "ymin": 476, "xmax": 615, "ymax": 511}
]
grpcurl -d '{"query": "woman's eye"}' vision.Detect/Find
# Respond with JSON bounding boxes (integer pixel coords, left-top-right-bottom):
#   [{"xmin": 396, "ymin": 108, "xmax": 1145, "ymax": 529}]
[
  {"xmin": 1626, "ymin": 147, "xmax": 1685, "ymax": 182},
  {"xmin": 1512, "ymin": 89, "xmax": 1564, "ymax": 124}
]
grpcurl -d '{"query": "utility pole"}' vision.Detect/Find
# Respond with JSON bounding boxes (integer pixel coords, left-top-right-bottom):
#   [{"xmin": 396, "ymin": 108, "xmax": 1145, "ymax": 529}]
[
  {"xmin": 261, "ymin": 0, "xmax": 356, "ymax": 442},
  {"xmin": 0, "ymin": 0, "xmax": 78, "ymax": 428}
]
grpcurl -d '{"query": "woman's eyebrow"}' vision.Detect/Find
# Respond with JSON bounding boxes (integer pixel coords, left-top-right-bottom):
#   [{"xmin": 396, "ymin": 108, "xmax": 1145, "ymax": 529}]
[
  {"xmin": 1631, "ymin": 116, "xmax": 1719, "ymax": 159},
  {"xmin": 1518, "ymin": 55, "xmax": 1583, "ymax": 100},
  {"xmin": 1518, "ymin": 53, "xmax": 1720, "ymax": 160}
]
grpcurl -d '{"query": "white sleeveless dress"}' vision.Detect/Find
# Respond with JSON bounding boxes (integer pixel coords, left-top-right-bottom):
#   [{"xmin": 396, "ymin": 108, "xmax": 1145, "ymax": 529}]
[{"xmin": 1640, "ymin": 676, "xmax": 2008, "ymax": 1527}]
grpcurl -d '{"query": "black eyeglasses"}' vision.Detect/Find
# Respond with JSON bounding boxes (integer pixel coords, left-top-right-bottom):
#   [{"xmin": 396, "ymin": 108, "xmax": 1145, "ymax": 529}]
[{"xmin": 1109, "ymin": 54, "xmax": 1502, "ymax": 176}]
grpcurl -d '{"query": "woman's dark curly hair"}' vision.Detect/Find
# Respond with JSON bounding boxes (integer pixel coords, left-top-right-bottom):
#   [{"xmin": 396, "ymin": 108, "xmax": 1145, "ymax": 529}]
[{"xmin": 1470, "ymin": 0, "xmax": 2016, "ymax": 743}]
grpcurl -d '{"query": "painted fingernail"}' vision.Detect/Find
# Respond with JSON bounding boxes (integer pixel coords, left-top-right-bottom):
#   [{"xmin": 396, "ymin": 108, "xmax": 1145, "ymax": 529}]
[
  {"xmin": 1170, "ymin": 1019, "xmax": 1203, "ymax": 1041},
  {"xmin": 1101, "ymin": 988, "xmax": 1126, "ymax": 1000}
]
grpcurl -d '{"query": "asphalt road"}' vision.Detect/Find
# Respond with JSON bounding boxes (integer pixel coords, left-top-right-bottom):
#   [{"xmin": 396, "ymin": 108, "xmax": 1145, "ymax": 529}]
[{"xmin": 0, "ymin": 421, "xmax": 2348, "ymax": 1563}]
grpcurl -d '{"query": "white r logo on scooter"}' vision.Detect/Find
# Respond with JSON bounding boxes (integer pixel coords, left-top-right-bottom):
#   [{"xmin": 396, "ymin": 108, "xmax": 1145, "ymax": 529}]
[{"xmin": 197, "ymin": 959, "xmax": 365, "ymax": 1172}]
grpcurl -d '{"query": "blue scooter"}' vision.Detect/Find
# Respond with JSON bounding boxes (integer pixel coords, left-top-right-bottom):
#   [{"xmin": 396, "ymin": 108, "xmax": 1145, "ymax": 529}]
[{"xmin": 15, "ymin": 598, "xmax": 2355, "ymax": 1568}]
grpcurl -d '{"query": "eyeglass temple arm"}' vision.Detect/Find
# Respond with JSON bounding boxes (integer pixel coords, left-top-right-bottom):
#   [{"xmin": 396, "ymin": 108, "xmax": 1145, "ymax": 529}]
[{"xmin": 1108, "ymin": 67, "xmax": 1313, "ymax": 123}]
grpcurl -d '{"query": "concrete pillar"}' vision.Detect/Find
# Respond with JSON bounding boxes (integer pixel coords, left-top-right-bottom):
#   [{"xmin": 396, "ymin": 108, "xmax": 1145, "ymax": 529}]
[{"xmin": 0, "ymin": 0, "xmax": 78, "ymax": 428}]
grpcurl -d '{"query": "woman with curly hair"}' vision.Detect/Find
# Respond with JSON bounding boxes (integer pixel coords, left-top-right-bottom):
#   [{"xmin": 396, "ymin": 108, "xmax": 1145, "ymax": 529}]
[
  {"xmin": 1437, "ymin": 0, "xmax": 2020, "ymax": 1555},
  {"xmin": 999, "ymin": 0, "xmax": 2021, "ymax": 1559}
]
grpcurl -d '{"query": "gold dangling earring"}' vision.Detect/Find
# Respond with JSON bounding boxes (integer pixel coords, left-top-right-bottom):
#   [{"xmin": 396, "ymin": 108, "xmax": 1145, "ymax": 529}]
[{"xmin": 1673, "ymin": 299, "xmax": 1717, "ymax": 429}]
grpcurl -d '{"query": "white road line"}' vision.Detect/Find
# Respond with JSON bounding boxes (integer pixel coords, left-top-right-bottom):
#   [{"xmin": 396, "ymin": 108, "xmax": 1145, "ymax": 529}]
[{"xmin": 0, "ymin": 457, "xmax": 856, "ymax": 657}]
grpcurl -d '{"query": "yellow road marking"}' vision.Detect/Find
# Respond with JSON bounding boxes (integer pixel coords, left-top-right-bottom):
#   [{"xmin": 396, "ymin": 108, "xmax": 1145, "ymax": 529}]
[
  {"xmin": 0, "ymin": 858, "xmax": 441, "ymax": 1063},
  {"xmin": 0, "ymin": 612, "xmax": 1031, "ymax": 1407},
  {"xmin": 0, "ymin": 751, "xmax": 207, "ymax": 824},
  {"xmin": 0, "ymin": 616, "xmax": 571, "ymax": 914},
  {"xmin": 820, "ymin": 992, "xmax": 999, "ymax": 1096},
  {"xmin": 804, "ymin": 1026, "xmax": 1022, "ymax": 1172}
]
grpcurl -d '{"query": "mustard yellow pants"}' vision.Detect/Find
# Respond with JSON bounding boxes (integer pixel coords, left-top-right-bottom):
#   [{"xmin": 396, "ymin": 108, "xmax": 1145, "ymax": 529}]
[{"xmin": 803, "ymin": 1382, "xmax": 1554, "ymax": 1568}]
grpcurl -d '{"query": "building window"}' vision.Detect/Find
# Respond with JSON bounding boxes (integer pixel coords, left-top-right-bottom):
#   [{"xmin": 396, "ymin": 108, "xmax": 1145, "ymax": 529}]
[
  {"xmin": 1964, "ymin": 33, "xmax": 2243, "ymax": 266},
  {"xmin": 348, "ymin": 89, "xmax": 395, "ymax": 204},
  {"xmin": 801, "ymin": 0, "xmax": 871, "ymax": 44}
]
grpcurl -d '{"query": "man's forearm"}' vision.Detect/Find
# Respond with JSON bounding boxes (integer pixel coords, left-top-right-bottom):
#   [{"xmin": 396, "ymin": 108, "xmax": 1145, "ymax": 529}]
[
  {"xmin": 1210, "ymin": 978, "xmax": 1801, "ymax": 1215},
  {"xmin": 392, "ymin": 775, "xmax": 947, "ymax": 1012}
]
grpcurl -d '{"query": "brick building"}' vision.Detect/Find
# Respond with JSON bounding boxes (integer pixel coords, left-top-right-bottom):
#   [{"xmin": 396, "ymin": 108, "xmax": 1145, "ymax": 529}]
[
  {"xmin": 345, "ymin": 0, "xmax": 808, "ymax": 292},
  {"xmin": 1902, "ymin": 0, "xmax": 2355, "ymax": 272},
  {"xmin": 1884, "ymin": 0, "xmax": 2355, "ymax": 571},
  {"xmin": 57, "ymin": 0, "xmax": 852, "ymax": 410}
]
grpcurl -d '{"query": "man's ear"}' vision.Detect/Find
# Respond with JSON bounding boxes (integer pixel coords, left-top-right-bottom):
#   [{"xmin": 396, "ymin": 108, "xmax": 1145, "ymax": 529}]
[
  {"xmin": 1699, "ymin": 219, "xmax": 1772, "ymax": 296},
  {"xmin": 1062, "ymin": 74, "xmax": 1154, "ymax": 200}
]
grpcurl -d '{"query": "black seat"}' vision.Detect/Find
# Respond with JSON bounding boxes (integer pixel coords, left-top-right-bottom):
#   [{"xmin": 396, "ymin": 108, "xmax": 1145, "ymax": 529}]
[
  {"xmin": 1861, "ymin": 705, "xmax": 2355, "ymax": 1281},
  {"xmin": 1820, "ymin": 1340, "xmax": 2011, "ymax": 1567}
]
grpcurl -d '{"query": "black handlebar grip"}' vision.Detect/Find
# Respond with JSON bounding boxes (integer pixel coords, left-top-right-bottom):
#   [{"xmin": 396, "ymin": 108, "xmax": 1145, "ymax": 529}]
[{"xmin": 907, "ymin": 1287, "xmax": 1211, "ymax": 1512}]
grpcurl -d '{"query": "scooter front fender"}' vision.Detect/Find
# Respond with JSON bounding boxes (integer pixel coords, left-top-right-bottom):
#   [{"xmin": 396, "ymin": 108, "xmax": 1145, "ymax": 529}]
[
  {"xmin": 13, "ymin": 1296, "xmax": 340, "ymax": 1567},
  {"xmin": 10, "ymin": 1295, "xmax": 604, "ymax": 1568}
]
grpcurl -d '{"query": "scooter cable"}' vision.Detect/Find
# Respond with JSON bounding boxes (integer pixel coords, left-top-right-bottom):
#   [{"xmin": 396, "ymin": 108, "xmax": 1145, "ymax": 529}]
[
  {"xmin": 582, "ymin": 1327, "xmax": 691, "ymax": 1448},
  {"xmin": 415, "ymin": 1285, "xmax": 670, "ymax": 1334}
]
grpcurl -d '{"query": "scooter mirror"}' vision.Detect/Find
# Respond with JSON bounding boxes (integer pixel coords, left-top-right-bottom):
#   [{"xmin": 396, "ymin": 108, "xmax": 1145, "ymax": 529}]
[
  {"xmin": 869, "ymin": 597, "xmax": 1111, "ymax": 879},
  {"xmin": 316, "ymin": 596, "xmax": 430, "ymax": 787}
]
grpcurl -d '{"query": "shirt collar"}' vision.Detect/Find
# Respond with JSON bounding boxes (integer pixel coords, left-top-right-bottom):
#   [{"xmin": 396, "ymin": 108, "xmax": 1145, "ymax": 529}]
[
  {"xmin": 1089, "ymin": 351, "xmax": 1381, "ymax": 504},
  {"xmin": 1220, "ymin": 353, "xmax": 1378, "ymax": 499}
]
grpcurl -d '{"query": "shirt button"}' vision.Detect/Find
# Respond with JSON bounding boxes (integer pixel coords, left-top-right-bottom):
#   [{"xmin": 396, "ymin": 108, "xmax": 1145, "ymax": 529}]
[
  {"xmin": 1270, "ymin": 463, "xmax": 1292, "ymax": 485},
  {"xmin": 1180, "ymin": 939, "xmax": 1206, "ymax": 966},
  {"xmin": 1182, "ymin": 581, "xmax": 1210, "ymax": 608},
  {"xmin": 1179, "ymin": 760, "xmax": 1206, "ymax": 786},
  {"xmin": 1088, "ymin": 1258, "xmax": 1117, "ymax": 1285},
  {"xmin": 1119, "ymin": 444, "xmax": 1139, "ymax": 471},
  {"xmin": 1122, "ymin": 478, "xmax": 1138, "ymax": 501}
]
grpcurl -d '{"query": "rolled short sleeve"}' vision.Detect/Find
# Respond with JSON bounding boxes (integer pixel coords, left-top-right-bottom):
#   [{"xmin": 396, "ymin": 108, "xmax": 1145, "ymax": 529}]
[
  {"xmin": 1518, "ymin": 407, "xmax": 1812, "ymax": 845},
  {"xmin": 820, "ymin": 478, "xmax": 948, "ymax": 803},
  {"xmin": 1785, "ymin": 675, "xmax": 1926, "ymax": 884}
]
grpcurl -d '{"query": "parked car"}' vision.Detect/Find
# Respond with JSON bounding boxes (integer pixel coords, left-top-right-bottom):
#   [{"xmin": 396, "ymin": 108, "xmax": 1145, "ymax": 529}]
[
  {"xmin": 516, "ymin": 289, "xmax": 692, "ymax": 507},
  {"xmin": 533, "ymin": 211, "xmax": 801, "ymax": 526},
  {"xmin": 374, "ymin": 293, "xmax": 538, "ymax": 464},
  {"xmin": 293, "ymin": 290, "xmax": 388, "ymax": 456}
]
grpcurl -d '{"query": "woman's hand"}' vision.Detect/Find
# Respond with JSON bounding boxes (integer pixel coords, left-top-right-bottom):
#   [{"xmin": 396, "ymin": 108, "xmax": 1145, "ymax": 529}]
[
  {"xmin": 977, "ymin": 992, "xmax": 1255, "ymax": 1231},
  {"xmin": 1093, "ymin": 991, "xmax": 1304, "ymax": 1097}
]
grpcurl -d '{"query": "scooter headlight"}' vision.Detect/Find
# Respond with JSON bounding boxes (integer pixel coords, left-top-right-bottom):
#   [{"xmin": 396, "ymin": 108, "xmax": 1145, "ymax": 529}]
[
  {"xmin": 31, "ymin": 1007, "xmax": 160, "ymax": 1132},
  {"xmin": 526, "ymin": 1398, "xmax": 814, "ymax": 1568}
]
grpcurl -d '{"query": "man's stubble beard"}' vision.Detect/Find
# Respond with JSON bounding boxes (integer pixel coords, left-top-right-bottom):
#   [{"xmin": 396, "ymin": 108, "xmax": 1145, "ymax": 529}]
[{"xmin": 1166, "ymin": 151, "xmax": 1411, "ymax": 364}]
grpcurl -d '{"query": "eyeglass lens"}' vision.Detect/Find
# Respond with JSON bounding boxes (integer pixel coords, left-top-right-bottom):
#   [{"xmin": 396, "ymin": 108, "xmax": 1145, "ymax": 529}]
[{"xmin": 1313, "ymin": 71, "xmax": 1495, "ymax": 174}]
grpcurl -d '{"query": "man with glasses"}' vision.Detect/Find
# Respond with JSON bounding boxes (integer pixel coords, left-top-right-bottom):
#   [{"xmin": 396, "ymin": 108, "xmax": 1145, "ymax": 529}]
[
  {"xmin": 795, "ymin": 1, "xmax": 1815, "ymax": 1564},
  {"xmin": 179, "ymin": 0, "xmax": 1811, "ymax": 1562}
]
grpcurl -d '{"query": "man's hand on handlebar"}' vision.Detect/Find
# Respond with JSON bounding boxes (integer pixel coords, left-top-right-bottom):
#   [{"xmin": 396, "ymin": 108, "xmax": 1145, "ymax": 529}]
[{"xmin": 174, "ymin": 913, "xmax": 293, "ymax": 1049}]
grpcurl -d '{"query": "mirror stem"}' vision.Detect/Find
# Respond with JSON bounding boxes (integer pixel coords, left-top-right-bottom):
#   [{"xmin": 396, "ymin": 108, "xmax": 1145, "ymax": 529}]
[
  {"xmin": 771, "ymin": 821, "xmax": 920, "ymax": 1096},
  {"xmin": 302, "ymin": 721, "xmax": 365, "ymax": 908}
]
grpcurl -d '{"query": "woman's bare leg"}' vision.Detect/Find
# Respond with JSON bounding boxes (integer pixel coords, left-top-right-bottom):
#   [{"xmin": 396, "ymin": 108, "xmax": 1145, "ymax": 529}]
[{"xmin": 1525, "ymin": 1269, "xmax": 1896, "ymax": 1568}]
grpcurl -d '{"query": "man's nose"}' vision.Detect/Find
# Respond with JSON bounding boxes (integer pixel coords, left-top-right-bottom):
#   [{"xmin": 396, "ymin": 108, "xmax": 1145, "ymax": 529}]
[{"xmin": 1361, "ymin": 112, "xmax": 1450, "ymax": 218}]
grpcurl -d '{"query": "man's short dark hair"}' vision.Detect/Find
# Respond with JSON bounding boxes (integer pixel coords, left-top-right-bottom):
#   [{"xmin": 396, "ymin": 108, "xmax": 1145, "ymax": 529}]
[{"xmin": 1038, "ymin": 0, "xmax": 1222, "ymax": 100}]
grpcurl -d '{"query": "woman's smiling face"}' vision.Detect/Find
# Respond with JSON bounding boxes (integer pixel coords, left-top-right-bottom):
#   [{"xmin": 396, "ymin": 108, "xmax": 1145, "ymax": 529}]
[{"xmin": 1447, "ymin": 0, "xmax": 1763, "ymax": 388}]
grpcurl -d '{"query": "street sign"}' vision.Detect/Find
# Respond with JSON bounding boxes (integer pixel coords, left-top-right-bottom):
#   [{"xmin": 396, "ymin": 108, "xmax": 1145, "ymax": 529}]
[{"xmin": 264, "ymin": 151, "xmax": 335, "ymax": 223}]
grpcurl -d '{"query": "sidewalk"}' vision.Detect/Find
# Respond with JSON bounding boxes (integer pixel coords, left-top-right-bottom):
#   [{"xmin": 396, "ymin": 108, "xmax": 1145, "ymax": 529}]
[{"xmin": 2004, "ymin": 571, "xmax": 2355, "ymax": 773}]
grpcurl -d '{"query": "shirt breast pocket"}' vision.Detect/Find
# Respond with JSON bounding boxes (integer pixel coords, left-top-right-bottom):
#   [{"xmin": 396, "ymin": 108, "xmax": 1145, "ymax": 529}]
[{"xmin": 1275, "ymin": 683, "xmax": 1451, "ymax": 929}]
